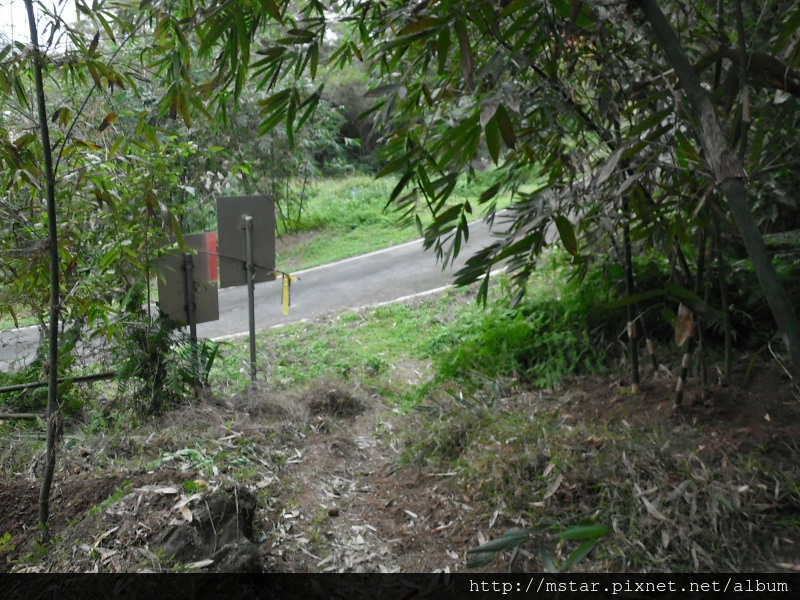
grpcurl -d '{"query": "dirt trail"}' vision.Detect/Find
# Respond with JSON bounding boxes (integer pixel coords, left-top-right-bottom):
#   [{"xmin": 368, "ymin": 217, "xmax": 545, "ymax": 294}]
[{"xmin": 266, "ymin": 390, "xmax": 475, "ymax": 573}]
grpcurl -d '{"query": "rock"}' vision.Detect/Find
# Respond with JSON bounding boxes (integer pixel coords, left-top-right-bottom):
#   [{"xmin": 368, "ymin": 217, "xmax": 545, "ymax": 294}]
[
  {"xmin": 154, "ymin": 486, "xmax": 265, "ymax": 572},
  {"xmin": 211, "ymin": 541, "xmax": 263, "ymax": 573}
]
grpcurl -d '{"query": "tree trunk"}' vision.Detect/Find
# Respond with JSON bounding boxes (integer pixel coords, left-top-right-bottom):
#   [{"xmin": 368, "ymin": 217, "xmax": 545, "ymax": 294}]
[
  {"xmin": 637, "ymin": 0, "xmax": 800, "ymax": 375},
  {"xmin": 25, "ymin": 0, "xmax": 61, "ymax": 529},
  {"xmin": 622, "ymin": 197, "xmax": 640, "ymax": 393},
  {"xmin": 712, "ymin": 217, "xmax": 733, "ymax": 382}
]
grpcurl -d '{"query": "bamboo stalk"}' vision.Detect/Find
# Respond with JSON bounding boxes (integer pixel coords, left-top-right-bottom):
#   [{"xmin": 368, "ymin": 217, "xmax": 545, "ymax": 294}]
[
  {"xmin": 0, "ymin": 371, "xmax": 116, "ymax": 395},
  {"xmin": 622, "ymin": 197, "xmax": 640, "ymax": 393},
  {"xmin": 25, "ymin": 0, "xmax": 60, "ymax": 530}
]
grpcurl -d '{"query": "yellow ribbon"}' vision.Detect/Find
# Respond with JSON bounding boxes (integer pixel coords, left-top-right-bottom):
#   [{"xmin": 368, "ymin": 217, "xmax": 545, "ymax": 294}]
[{"xmin": 282, "ymin": 273, "xmax": 299, "ymax": 315}]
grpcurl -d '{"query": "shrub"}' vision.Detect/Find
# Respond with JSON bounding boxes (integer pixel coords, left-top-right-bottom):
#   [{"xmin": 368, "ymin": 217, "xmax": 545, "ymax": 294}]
[{"xmin": 428, "ymin": 286, "xmax": 606, "ymax": 390}]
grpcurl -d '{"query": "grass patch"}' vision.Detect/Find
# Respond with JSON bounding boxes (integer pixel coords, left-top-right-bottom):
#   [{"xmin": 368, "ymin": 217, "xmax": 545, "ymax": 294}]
[
  {"xmin": 210, "ymin": 286, "xmax": 478, "ymax": 397},
  {"xmin": 275, "ymin": 172, "xmax": 524, "ymax": 271},
  {"xmin": 0, "ymin": 315, "xmax": 38, "ymax": 332},
  {"xmin": 428, "ymin": 297, "xmax": 606, "ymax": 391},
  {"xmin": 210, "ymin": 259, "xmax": 610, "ymax": 407}
]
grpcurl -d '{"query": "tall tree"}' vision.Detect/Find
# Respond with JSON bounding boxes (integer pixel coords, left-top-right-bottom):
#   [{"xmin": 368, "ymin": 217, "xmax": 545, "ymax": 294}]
[
  {"xmin": 23, "ymin": 0, "xmax": 61, "ymax": 527},
  {"xmin": 1, "ymin": 0, "xmax": 198, "ymax": 525}
]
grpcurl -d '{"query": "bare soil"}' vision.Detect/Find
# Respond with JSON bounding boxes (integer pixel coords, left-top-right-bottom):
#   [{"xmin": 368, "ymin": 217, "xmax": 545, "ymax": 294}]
[{"xmin": 1, "ymin": 357, "xmax": 798, "ymax": 573}]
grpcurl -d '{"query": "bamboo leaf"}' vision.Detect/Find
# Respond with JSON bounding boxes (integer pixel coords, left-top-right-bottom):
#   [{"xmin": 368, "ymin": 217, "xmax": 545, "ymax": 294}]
[
  {"xmin": 437, "ymin": 26, "xmax": 451, "ymax": 73},
  {"xmin": 454, "ymin": 18, "xmax": 474, "ymax": 91},
  {"xmin": 264, "ymin": 0, "xmax": 283, "ymax": 22},
  {"xmin": 540, "ymin": 540, "xmax": 559, "ymax": 573},
  {"xmin": 554, "ymin": 215, "xmax": 578, "ymax": 256},
  {"xmin": 88, "ymin": 31, "xmax": 99, "ymax": 54},
  {"xmin": 600, "ymin": 289, "xmax": 665, "ymax": 309},
  {"xmin": 479, "ymin": 182, "xmax": 502, "ymax": 203},
  {"xmin": 484, "ymin": 116, "xmax": 501, "ymax": 164},
  {"xmin": 399, "ymin": 16, "xmax": 441, "ymax": 36},
  {"xmin": 558, "ymin": 524, "xmax": 610, "ymax": 541},
  {"xmin": 97, "ymin": 113, "xmax": 117, "ymax": 134},
  {"xmin": 480, "ymin": 99, "xmax": 499, "ymax": 129},
  {"xmin": 666, "ymin": 284, "xmax": 722, "ymax": 320},
  {"xmin": 494, "ymin": 104, "xmax": 516, "ymax": 149},
  {"xmin": 595, "ymin": 145, "xmax": 625, "ymax": 186},
  {"xmin": 74, "ymin": 139, "xmax": 102, "ymax": 150},
  {"xmin": 309, "ymin": 42, "xmax": 319, "ymax": 79},
  {"xmin": 466, "ymin": 528, "xmax": 533, "ymax": 555},
  {"xmin": 563, "ymin": 540, "xmax": 598, "ymax": 571}
]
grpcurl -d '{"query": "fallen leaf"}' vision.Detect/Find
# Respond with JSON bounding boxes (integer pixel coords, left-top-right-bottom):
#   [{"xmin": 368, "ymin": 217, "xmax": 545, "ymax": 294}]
[
  {"xmin": 173, "ymin": 494, "xmax": 201, "ymax": 510},
  {"xmin": 179, "ymin": 505, "xmax": 193, "ymax": 522},
  {"xmin": 95, "ymin": 547, "xmax": 118, "ymax": 560},
  {"xmin": 93, "ymin": 526, "xmax": 119, "ymax": 547},
  {"xmin": 489, "ymin": 510, "xmax": 500, "ymax": 528},
  {"xmin": 641, "ymin": 496, "xmax": 668, "ymax": 521},
  {"xmin": 543, "ymin": 474, "xmax": 563, "ymax": 500},
  {"xmin": 185, "ymin": 559, "xmax": 214, "ymax": 570},
  {"xmin": 134, "ymin": 485, "xmax": 179, "ymax": 495}
]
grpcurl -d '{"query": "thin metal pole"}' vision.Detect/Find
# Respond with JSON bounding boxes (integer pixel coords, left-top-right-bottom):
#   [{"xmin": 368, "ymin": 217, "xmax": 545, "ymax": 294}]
[
  {"xmin": 244, "ymin": 216, "xmax": 257, "ymax": 382},
  {"xmin": 183, "ymin": 253, "xmax": 197, "ymax": 344},
  {"xmin": 184, "ymin": 252, "xmax": 199, "ymax": 377}
]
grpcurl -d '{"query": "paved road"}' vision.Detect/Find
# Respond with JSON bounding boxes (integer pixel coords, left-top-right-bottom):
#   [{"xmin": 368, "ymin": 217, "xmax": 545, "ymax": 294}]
[{"xmin": 0, "ymin": 218, "xmax": 501, "ymax": 369}]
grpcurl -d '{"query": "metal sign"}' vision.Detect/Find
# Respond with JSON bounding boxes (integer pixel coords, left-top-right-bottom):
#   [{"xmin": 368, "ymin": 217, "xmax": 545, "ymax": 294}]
[
  {"xmin": 217, "ymin": 195, "xmax": 276, "ymax": 289},
  {"xmin": 157, "ymin": 233, "xmax": 220, "ymax": 325}
]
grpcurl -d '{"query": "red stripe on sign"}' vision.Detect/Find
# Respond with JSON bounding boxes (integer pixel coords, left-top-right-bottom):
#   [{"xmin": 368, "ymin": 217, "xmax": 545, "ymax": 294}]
[{"xmin": 207, "ymin": 232, "xmax": 218, "ymax": 282}]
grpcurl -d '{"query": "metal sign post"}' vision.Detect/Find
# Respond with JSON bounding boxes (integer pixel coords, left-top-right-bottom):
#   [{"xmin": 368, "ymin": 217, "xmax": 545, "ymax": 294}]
[
  {"xmin": 183, "ymin": 252, "xmax": 197, "ymax": 345},
  {"xmin": 157, "ymin": 236, "xmax": 220, "ymax": 385},
  {"xmin": 182, "ymin": 252, "xmax": 199, "ymax": 375},
  {"xmin": 244, "ymin": 216, "xmax": 257, "ymax": 382}
]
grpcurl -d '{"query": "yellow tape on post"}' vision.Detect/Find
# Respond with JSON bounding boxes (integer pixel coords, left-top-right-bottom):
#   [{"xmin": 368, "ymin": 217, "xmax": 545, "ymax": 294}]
[{"xmin": 282, "ymin": 273, "xmax": 299, "ymax": 315}]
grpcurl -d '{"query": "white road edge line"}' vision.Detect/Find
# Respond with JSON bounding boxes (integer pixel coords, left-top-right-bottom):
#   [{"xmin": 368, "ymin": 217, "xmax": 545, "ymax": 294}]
[{"xmin": 277, "ymin": 210, "xmax": 507, "ymax": 277}]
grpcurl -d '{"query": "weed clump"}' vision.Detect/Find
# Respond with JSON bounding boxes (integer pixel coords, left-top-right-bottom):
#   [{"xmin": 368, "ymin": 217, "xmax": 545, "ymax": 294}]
[
  {"xmin": 428, "ymin": 283, "xmax": 607, "ymax": 391},
  {"xmin": 304, "ymin": 380, "xmax": 365, "ymax": 418}
]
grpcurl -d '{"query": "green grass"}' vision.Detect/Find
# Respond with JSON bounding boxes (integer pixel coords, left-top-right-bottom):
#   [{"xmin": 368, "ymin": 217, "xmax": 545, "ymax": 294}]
[
  {"xmin": 86, "ymin": 482, "xmax": 134, "ymax": 519},
  {"xmin": 210, "ymin": 257, "xmax": 606, "ymax": 407},
  {"xmin": 0, "ymin": 313, "xmax": 38, "ymax": 332},
  {"xmin": 275, "ymin": 172, "xmax": 527, "ymax": 271},
  {"xmin": 210, "ymin": 286, "xmax": 479, "ymax": 398}
]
